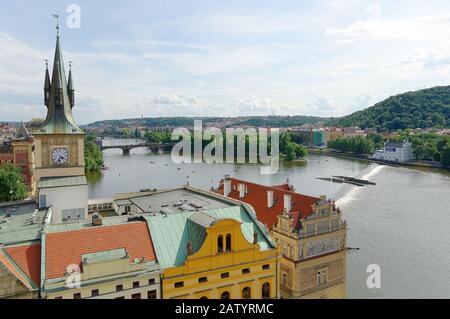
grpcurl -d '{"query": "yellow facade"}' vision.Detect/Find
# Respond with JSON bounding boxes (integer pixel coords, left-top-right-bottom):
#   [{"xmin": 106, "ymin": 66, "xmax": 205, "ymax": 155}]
[{"xmin": 162, "ymin": 219, "xmax": 278, "ymax": 299}]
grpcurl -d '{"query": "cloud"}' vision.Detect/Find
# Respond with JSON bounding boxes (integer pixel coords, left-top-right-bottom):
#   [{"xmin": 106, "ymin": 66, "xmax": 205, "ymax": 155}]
[{"xmin": 325, "ymin": 5, "xmax": 450, "ymax": 45}]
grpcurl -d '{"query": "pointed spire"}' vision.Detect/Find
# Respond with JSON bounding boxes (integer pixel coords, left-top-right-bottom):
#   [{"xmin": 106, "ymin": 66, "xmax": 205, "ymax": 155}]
[
  {"xmin": 44, "ymin": 59, "xmax": 51, "ymax": 107},
  {"xmin": 30, "ymin": 20, "xmax": 84, "ymax": 135},
  {"xmin": 68, "ymin": 61, "xmax": 75, "ymax": 108}
]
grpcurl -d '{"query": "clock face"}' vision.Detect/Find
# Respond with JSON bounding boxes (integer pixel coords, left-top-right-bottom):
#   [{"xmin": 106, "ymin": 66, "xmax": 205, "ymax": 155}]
[{"xmin": 52, "ymin": 148, "xmax": 69, "ymax": 165}]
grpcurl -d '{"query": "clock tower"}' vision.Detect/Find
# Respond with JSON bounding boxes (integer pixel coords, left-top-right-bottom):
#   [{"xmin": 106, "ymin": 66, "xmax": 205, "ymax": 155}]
[
  {"xmin": 30, "ymin": 23, "xmax": 88, "ymax": 224},
  {"xmin": 31, "ymin": 25, "xmax": 85, "ymax": 184}
]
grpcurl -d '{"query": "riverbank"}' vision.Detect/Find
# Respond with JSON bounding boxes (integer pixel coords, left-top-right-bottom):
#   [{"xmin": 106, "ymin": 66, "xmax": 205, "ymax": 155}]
[{"xmin": 308, "ymin": 149, "xmax": 449, "ymax": 171}]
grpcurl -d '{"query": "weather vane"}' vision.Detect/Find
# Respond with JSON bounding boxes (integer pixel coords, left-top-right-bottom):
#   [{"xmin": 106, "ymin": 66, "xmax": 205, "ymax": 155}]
[{"xmin": 52, "ymin": 14, "xmax": 60, "ymax": 35}]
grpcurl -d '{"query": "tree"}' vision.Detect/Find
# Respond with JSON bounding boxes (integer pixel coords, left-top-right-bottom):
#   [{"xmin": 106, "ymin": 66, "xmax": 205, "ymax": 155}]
[
  {"xmin": 293, "ymin": 143, "xmax": 308, "ymax": 158},
  {"xmin": 441, "ymin": 146, "xmax": 450, "ymax": 166},
  {"xmin": 122, "ymin": 128, "xmax": 129, "ymax": 137},
  {"xmin": 284, "ymin": 143, "xmax": 296, "ymax": 161},
  {"xmin": 84, "ymin": 134, "xmax": 104, "ymax": 172},
  {"xmin": 0, "ymin": 165, "xmax": 27, "ymax": 202}
]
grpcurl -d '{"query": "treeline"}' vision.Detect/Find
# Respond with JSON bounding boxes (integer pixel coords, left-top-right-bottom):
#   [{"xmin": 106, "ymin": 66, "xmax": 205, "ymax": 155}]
[
  {"xmin": 88, "ymin": 115, "xmax": 326, "ymax": 130},
  {"xmin": 146, "ymin": 130, "xmax": 307, "ymax": 162},
  {"xmin": 389, "ymin": 130, "xmax": 450, "ymax": 164},
  {"xmin": 327, "ymin": 130, "xmax": 450, "ymax": 166},
  {"xmin": 328, "ymin": 136, "xmax": 375, "ymax": 155},
  {"xmin": 84, "ymin": 134, "xmax": 104, "ymax": 172},
  {"xmin": 326, "ymin": 86, "xmax": 450, "ymax": 130}
]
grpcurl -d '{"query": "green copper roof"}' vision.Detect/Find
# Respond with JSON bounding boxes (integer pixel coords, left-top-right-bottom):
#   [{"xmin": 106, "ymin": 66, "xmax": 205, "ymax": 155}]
[
  {"xmin": 144, "ymin": 206, "xmax": 273, "ymax": 269},
  {"xmin": 38, "ymin": 176, "xmax": 87, "ymax": 189},
  {"xmin": 82, "ymin": 248, "xmax": 128, "ymax": 264}
]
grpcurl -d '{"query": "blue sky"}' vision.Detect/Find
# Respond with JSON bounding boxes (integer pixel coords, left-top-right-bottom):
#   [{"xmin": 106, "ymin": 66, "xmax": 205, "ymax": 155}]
[{"xmin": 1, "ymin": 0, "xmax": 450, "ymax": 124}]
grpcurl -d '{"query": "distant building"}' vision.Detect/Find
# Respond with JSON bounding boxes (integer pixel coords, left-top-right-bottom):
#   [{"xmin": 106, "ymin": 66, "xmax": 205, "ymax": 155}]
[
  {"xmin": 216, "ymin": 177, "xmax": 347, "ymax": 299},
  {"xmin": 373, "ymin": 141, "xmax": 413, "ymax": 162}
]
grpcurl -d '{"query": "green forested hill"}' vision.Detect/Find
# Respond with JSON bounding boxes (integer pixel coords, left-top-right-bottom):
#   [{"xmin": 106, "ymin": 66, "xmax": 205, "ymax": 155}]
[{"xmin": 326, "ymin": 86, "xmax": 450, "ymax": 130}]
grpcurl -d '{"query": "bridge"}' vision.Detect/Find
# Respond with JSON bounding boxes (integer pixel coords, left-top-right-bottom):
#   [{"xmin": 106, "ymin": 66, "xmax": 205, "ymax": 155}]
[{"xmin": 98, "ymin": 140, "xmax": 175, "ymax": 155}]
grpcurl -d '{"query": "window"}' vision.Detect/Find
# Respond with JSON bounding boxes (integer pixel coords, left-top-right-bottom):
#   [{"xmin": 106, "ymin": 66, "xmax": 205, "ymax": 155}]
[
  {"xmin": 174, "ymin": 281, "xmax": 184, "ymax": 288},
  {"xmin": 55, "ymin": 296, "xmax": 63, "ymax": 299},
  {"xmin": 242, "ymin": 268, "xmax": 250, "ymax": 275},
  {"xmin": 73, "ymin": 293, "xmax": 81, "ymax": 299},
  {"xmin": 282, "ymin": 272, "xmax": 288, "ymax": 285},
  {"xmin": 200, "ymin": 296, "xmax": 208, "ymax": 299},
  {"xmin": 148, "ymin": 278, "xmax": 156, "ymax": 285},
  {"xmin": 221, "ymin": 291, "xmax": 230, "ymax": 299},
  {"xmin": 133, "ymin": 281, "xmax": 140, "ymax": 289},
  {"xmin": 131, "ymin": 293, "xmax": 141, "ymax": 299},
  {"xmin": 226, "ymin": 234, "xmax": 232, "ymax": 251},
  {"xmin": 262, "ymin": 283, "xmax": 270, "ymax": 299},
  {"xmin": 147, "ymin": 290, "xmax": 157, "ymax": 299},
  {"xmin": 218, "ymin": 235, "xmax": 223, "ymax": 253},
  {"xmin": 242, "ymin": 287, "xmax": 251, "ymax": 299},
  {"xmin": 221, "ymin": 272, "xmax": 229, "ymax": 279},
  {"xmin": 262, "ymin": 264, "xmax": 270, "ymax": 270},
  {"xmin": 125, "ymin": 205, "xmax": 131, "ymax": 213},
  {"xmin": 91, "ymin": 289, "xmax": 99, "ymax": 297},
  {"xmin": 317, "ymin": 268, "xmax": 328, "ymax": 286},
  {"xmin": 115, "ymin": 296, "xmax": 125, "ymax": 299},
  {"xmin": 116, "ymin": 284, "xmax": 124, "ymax": 292},
  {"xmin": 198, "ymin": 277, "xmax": 207, "ymax": 283}
]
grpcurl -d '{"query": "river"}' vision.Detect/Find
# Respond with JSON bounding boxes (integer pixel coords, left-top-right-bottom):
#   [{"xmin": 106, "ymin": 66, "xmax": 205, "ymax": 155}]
[{"xmin": 87, "ymin": 141, "xmax": 450, "ymax": 298}]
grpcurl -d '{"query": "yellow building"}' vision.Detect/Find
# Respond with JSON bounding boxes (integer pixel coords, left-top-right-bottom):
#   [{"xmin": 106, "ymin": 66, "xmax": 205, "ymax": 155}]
[
  {"xmin": 116, "ymin": 187, "xmax": 278, "ymax": 299},
  {"xmin": 272, "ymin": 196, "xmax": 347, "ymax": 299}
]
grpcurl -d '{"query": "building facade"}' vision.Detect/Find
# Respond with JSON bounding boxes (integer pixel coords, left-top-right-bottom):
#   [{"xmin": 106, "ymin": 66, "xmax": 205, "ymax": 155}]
[
  {"xmin": 373, "ymin": 141, "xmax": 413, "ymax": 162},
  {"xmin": 216, "ymin": 177, "xmax": 347, "ymax": 299},
  {"xmin": 272, "ymin": 197, "xmax": 347, "ymax": 299}
]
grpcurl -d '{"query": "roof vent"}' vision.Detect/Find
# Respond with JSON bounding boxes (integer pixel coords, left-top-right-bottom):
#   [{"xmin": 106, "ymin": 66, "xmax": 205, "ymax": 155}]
[{"xmin": 92, "ymin": 213, "xmax": 102, "ymax": 226}]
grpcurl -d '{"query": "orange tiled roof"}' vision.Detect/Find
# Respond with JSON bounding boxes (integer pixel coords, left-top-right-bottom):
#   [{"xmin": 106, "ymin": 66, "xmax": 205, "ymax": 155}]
[
  {"xmin": 217, "ymin": 178, "xmax": 319, "ymax": 229},
  {"xmin": 3, "ymin": 243, "xmax": 41, "ymax": 288},
  {"xmin": 45, "ymin": 222, "xmax": 156, "ymax": 279}
]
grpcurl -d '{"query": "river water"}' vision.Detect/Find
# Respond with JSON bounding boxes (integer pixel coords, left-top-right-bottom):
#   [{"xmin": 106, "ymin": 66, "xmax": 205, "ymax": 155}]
[{"xmin": 87, "ymin": 141, "xmax": 450, "ymax": 298}]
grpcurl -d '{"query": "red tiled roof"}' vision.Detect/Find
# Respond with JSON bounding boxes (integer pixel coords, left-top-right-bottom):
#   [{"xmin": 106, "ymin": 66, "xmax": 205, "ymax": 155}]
[
  {"xmin": 3, "ymin": 243, "xmax": 41, "ymax": 287},
  {"xmin": 45, "ymin": 222, "xmax": 156, "ymax": 279},
  {"xmin": 217, "ymin": 178, "xmax": 319, "ymax": 229}
]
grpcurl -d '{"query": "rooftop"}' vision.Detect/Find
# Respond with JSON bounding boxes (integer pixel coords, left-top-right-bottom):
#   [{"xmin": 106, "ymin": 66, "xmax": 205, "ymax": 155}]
[
  {"xmin": 45, "ymin": 221, "xmax": 156, "ymax": 280},
  {"xmin": 114, "ymin": 188, "xmax": 233, "ymax": 214},
  {"xmin": 216, "ymin": 177, "xmax": 320, "ymax": 229},
  {"xmin": 0, "ymin": 202, "xmax": 48, "ymax": 246},
  {"xmin": 144, "ymin": 206, "xmax": 274, "ymax": 269},
  {"xmin": 38, "ymin": 176, "xmax": 87, "ymax": 189},
  {"xmin": 2, "ymin": 243, "xmax": 41, "ymax": 288}
]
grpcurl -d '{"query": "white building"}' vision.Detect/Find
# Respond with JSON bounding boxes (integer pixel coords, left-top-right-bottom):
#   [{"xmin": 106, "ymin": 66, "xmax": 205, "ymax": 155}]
[{"xmin": 373, "ymin": 141, "xmax": 413, "ymax": 162}]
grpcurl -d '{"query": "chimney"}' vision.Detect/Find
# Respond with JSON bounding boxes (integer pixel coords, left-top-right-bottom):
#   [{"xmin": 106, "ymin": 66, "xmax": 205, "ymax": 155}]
[
  {"xmin": 239, "ymin": 183, "xmax": 246, "ymax": 199},
  {"xmin": 92, "ymin": 213, "xmax": 102, "ymax": 226},
  {"xmin": 267, "ymin": 190, "xmax": 274, "ymax": 208},
  {"xmin": 284, "ymin": 194, "xmax": 292, "ymax": 213},
  {"xmin": 223, "ymin": 179, "xmax": 231, "ymax": 197}
]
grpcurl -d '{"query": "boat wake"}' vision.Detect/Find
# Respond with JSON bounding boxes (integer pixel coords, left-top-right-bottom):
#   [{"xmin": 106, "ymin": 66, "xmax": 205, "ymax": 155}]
[{"xmin": 334, "ymin": 164, "xmax": 385, "ymax": 207}]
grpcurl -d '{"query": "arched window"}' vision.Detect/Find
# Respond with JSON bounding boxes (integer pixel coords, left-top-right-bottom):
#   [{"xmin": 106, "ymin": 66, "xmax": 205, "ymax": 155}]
[
  {"xmin": 200, "ymin": 296, "xmax": 208, "ymax": 299},
  {"xmin": 242, "ymin": 287, "xmax": 251, "ymax": 299},
  {"xmin": 221, "ymin": 291, "xmax": 230, "ymax": 299},
  {"xmin": 226, "ymin": 234, "xmax": 232, "ymax": 251},
  {"xmin": 218, "ymin": 235, "xmax": 223, "ymax": 253},
  {"xmin": 262, "ymin": 283, "xmax": 270, "ymax": 299}
]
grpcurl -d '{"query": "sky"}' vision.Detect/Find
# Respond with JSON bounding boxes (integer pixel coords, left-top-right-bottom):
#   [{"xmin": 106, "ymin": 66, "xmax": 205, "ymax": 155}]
[{"xmin": 0, "ymin": 0, "xmax": 450, "ymax": 124}]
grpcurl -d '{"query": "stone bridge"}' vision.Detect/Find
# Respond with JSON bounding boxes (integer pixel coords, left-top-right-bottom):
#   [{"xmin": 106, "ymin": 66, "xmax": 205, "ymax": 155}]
[{"xmin": 98, "ymin": 141, "xmax": 175, "ymax": 155}]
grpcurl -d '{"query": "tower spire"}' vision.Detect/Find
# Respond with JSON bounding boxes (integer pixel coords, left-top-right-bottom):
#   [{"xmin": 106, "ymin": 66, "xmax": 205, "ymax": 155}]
[
  {"xmin": 68, "ymin": 61, "xmax": 75, "ymax": 108},
  {"xmin": 30, "ymin": 19, "xmax": 83, "ymax": 135},
  {"xmin": 44, "ymin": 59, "xmax": 51, "ymax": 107}
]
